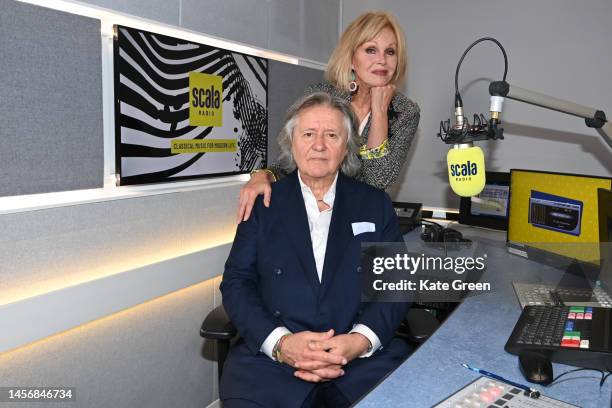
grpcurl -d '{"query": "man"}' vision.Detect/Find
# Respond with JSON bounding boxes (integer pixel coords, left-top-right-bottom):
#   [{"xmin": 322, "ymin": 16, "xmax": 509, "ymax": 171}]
[{"xmin": 220, "ymin": 92, "xmax": 410, "ymax": 407}]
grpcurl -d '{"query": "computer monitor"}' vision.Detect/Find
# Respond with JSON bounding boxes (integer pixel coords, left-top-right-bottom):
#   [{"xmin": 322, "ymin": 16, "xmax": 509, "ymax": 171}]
[
  {"xmin": 598, "ymin": 189, "xmax": 612, "ymax": 290},
  {"xmin": 599, "ymin": 189, "xmax": 612, "ymax": 244},
  {"xmin": 459, "ymin": 171, "xmax": 509, "ymax": 230},
  {"xmin": 507, "ymin": 169, "xmax": 612, "ymax": 269}
]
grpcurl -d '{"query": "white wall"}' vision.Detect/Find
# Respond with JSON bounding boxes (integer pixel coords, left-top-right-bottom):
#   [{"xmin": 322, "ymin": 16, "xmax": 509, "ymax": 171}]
[{"xmin": 344, "ymin": 0, "xmax": 612, "ymax": 208}]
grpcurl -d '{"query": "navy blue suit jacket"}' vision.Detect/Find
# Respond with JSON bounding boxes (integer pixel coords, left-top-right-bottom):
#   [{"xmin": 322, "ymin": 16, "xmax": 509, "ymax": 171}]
[{"xmin": 219, "ymin": 171, "xmax": 409, "ymax": 405}]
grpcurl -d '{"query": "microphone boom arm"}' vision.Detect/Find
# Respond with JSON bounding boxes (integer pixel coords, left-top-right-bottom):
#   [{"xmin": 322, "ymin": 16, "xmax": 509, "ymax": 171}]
[{"xmin": 489, "ymin": 81, "xmax": 612, "ymax": 150}]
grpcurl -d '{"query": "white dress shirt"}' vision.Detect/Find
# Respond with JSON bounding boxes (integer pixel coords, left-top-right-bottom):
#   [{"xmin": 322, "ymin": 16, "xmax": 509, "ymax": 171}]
[
  {"xmin": 358, "ymin": 112, "xmax": 371, "ymax": 136},
  {"xmin": 260, "ymin": 171, "xmax": 381, "ymax": 360}
]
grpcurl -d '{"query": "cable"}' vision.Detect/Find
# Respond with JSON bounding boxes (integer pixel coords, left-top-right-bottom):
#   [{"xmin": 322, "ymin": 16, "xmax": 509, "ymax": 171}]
[
  {"xmin": 454, "ymin": 37, "xmax": 508, "ymax": 95},
  {"xmin": 439, "ymin": 37, "xmax": 509, "ymax": 145},
  {"xmin": 601, "ymin": 371, "xmax": 612, "ymax": 386},
  {"xmin": 549, "ymin": 367, "xmax": 606, "ymax": 386}
]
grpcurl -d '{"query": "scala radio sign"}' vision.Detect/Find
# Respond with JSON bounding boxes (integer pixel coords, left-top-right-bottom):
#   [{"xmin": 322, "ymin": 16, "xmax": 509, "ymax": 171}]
[{"xmin": 113, "ymin": 25, "xmax": 268, "ymax": 185}]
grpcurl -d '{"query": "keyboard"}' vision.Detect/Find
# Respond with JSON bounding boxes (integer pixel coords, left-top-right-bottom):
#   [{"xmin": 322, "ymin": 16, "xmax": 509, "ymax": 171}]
[
  {"xmin": 505, "ymin": 306, "xmax": 612, "ymax": 370},
  {"xmin": 513, "ymin": 282, "xmax": 612, "ymax": 309},
  {"xmin": 433, "ymin": 376, "xmax": 578, "ymax": 408}
]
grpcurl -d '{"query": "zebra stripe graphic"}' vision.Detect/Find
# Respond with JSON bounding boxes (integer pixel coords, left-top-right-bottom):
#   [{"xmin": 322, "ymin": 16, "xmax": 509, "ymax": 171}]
[{"xmin": 114, "ymin": 25, "xmax": 268, "ymax": 185}]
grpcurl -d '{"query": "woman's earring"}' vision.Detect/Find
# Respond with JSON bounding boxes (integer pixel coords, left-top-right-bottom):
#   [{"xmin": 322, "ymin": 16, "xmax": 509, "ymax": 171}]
[{"xmin": 348, "ymin": 70, "xmax": 359, "ymax": 93}]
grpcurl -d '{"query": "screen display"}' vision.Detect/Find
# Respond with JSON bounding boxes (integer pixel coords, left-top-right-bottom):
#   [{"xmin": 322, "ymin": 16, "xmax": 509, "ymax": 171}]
[
  {"xmin": 459, "ymin": 171, "xmax": 510, "ymax": 231},
  {"xmin": 470, "ymin": 183, "xmax": 509, "ymax": 218},
  {"xmin": 508, "ymin": 170, "xmax": 611, "ymax": 264},
  {"xmin": 529, "ymin": 190, "xmax": 582, "ymax": 236},
  {"xmin": 396, "ymin": 208, "xmax": 415, "ymax": 218}
]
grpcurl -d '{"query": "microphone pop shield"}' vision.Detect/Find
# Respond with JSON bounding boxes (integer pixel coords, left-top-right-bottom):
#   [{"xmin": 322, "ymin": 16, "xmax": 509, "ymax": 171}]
[{"xmin": 447, "ymin": 144, "xmax": 486, "ymax": 197}]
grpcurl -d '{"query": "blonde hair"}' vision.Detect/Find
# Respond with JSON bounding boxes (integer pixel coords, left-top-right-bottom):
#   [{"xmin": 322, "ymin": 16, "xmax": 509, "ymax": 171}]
[{"xmin": 325, "ymin": 11, "xmax": 407, "ymax": 91}]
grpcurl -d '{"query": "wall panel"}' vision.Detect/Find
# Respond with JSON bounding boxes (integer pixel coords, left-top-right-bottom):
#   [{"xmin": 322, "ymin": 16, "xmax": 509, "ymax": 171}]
[{"xmin": 0, "ymin": 0, "xmax": 103, "ymax": 196}]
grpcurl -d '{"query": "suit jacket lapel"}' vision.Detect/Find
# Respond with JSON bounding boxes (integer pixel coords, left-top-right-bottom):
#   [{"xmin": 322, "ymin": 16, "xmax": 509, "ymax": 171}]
[
  {"xmin": 279, "ymin": 172, "xmax": 320, "ymax": 296},
  {"xmin": 319, "ymin": 173, "xmax": 354, "ymax": 299}
]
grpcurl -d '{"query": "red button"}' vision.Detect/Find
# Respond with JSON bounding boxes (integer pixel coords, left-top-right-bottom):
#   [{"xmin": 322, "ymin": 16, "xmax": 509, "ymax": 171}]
[
  {"xmin": 479, "ymin": 391, "xmax": 494, "ymax": 403},
  {"xmin": 561, "ymin": 339, "xmax": 580, "ymax": 348}
]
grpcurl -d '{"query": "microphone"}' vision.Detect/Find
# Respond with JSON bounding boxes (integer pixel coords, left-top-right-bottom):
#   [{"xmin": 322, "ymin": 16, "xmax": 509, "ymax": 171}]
[
  {"xmin": 438, "ymin": 37, "xmax": 509, "ymax": 197},
  {"xmin": 440, "ymin": 85, "xmax": 507, "ymax": 197},
  {"xmin": 447, "ymin": 143, "xmax": 486, "ymax": 197},
  {"xmin": 443, "ymin": 92, "xmax": 488, "ymax": 196}
]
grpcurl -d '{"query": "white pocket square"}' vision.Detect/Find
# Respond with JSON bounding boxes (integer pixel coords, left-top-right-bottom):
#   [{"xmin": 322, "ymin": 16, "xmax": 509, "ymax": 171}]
[{"xmin": 352, "ymin": 222, "xmax": 375, "ymax": 236}]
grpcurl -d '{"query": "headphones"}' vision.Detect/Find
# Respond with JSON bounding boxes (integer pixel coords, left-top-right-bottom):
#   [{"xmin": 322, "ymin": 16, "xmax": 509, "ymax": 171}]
[{"xmin": 420, "ymin": 221, "xmax": 470, "ymax": 243}]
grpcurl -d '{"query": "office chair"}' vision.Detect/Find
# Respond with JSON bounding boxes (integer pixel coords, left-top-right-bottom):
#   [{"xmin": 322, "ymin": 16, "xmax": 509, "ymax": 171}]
[{"xmin": 200, "ymin": 304, "xmax": 440, "ymax": 381}]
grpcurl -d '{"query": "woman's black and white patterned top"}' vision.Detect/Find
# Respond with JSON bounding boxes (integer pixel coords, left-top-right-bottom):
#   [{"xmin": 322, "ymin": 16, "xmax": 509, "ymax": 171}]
[{"xmin": 271, "ymin": 82, "xmax": 420, "ymax": 190}]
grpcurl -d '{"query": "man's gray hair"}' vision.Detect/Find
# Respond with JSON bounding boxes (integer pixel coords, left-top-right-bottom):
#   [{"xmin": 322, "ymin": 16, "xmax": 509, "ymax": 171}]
[{"xmin": 277, "ymin": 92, "xmax": 361, "ymax": 177}]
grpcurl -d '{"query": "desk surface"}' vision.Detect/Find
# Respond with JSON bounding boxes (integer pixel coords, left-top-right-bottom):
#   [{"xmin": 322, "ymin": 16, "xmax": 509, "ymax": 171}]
[{"xmin": 356, "ymin": 225, "xmax": 612, "ymax": 408}]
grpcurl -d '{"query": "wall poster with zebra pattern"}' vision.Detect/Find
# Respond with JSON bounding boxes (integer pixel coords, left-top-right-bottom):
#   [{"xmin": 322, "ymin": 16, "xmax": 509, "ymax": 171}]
[{"xmin": 113, "ymin": 25, "xmax": 268, "ymax": 185}]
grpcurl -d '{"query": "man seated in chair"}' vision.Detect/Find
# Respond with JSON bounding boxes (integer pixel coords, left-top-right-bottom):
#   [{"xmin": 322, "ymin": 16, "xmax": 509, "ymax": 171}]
[{"xmin": 220, "ymin": 92, "xmax": 410, "ymax": 408}]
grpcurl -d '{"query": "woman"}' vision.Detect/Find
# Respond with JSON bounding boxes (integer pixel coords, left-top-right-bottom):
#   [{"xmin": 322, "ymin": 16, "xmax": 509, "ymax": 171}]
[{"xmin": 238, "ymin": 11, "xmax": 420, "ymax": 222}]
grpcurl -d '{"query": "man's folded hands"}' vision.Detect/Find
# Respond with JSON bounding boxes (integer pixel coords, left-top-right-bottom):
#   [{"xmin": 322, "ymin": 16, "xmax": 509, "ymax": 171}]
[{"xmin": 279, "ymin": 329, "xmax": 371, "ymax": 383}]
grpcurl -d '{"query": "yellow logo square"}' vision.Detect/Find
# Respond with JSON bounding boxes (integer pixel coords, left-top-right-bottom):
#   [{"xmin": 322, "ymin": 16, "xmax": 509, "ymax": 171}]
[{"xmin": 189, "ymin": 72, "xmax": 223, "ymax": 127}]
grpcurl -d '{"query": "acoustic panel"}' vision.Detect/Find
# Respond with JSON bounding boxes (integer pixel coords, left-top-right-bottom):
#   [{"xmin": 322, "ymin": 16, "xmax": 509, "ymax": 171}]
[{"xmin": 0, "ymin": 0, "xmax": 103, "ymax": 197}]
